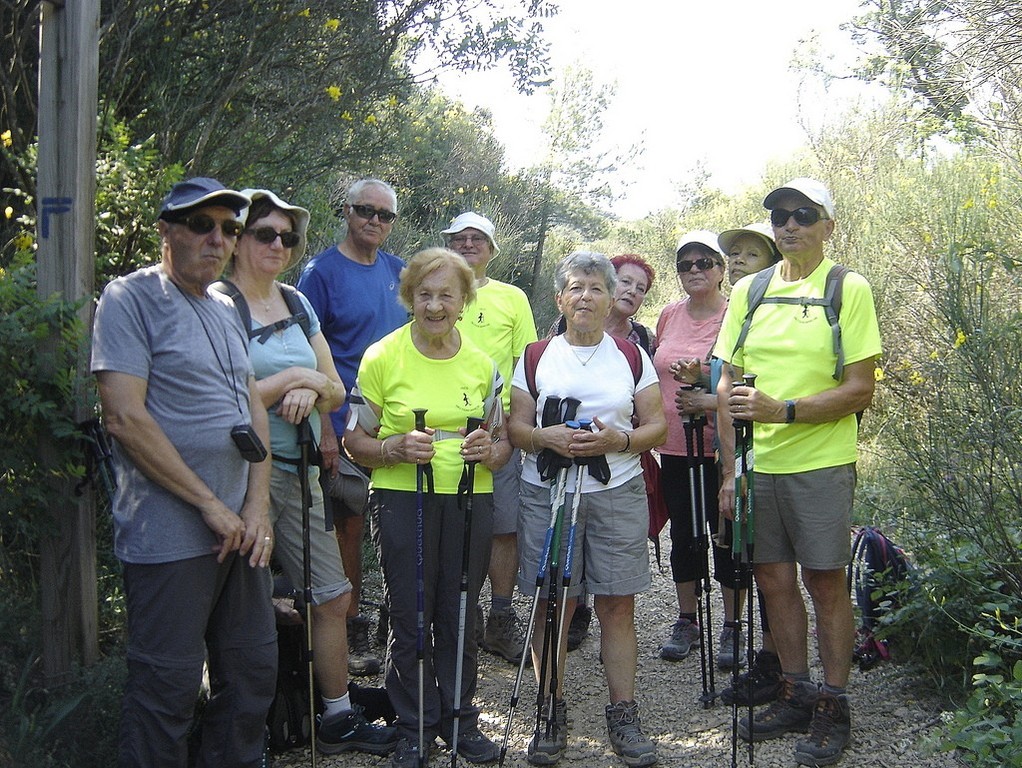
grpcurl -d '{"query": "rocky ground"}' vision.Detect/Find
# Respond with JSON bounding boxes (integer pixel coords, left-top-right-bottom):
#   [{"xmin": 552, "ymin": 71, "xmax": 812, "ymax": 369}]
[{"xmin": 273, "ymin": 532, "xmax": 963, "ymax": 768}]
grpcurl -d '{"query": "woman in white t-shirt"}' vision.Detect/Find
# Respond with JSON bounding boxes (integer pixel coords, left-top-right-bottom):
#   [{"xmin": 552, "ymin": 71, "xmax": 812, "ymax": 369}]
[{"xmin": 507, "ymin": 251, "xmax": 666, "ymax": 767}]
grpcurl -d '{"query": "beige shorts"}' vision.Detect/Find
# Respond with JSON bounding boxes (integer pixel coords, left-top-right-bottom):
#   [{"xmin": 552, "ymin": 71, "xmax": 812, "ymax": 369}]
[{"xmin": 752, "ymin": 464, "xmax": 857, "ymax": 570}]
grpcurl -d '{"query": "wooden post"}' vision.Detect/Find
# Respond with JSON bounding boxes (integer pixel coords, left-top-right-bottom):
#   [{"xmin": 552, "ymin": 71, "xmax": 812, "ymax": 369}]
[{"xmin": 36, "ymin": 0, "xmax": 100, "ymax": 682}]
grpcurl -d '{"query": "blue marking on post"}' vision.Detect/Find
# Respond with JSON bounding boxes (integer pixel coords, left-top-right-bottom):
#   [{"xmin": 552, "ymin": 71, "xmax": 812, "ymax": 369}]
[{"xmin": 40, "ymin": 197, "xmax": 73, "ymax": 239}]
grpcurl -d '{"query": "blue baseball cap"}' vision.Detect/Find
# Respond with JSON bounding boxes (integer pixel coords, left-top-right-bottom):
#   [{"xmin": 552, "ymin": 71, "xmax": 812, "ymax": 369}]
[{"xmin": 159, "ymin": 177, "xmax": 250, "ymax": 219}]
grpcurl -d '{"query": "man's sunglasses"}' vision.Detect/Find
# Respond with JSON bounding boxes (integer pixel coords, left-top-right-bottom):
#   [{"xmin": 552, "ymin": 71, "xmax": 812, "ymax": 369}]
[
  {"xmin": 170, "ymin": 213, "xmax": 244, "ymax": 238},
  {"xmin": 676, "ymin": 256, "xmax": 720, "ymax": 273},
  {"xmin": 350, "ymin": 204, "xmax": 397, "ymax": 223},
  {"xmin": 245, "ymin": 226, "xmax": 301, "ymax": 248},
  {"xmin": 770, "ymin": 207, "xmax": 826, "ymax": 228}
]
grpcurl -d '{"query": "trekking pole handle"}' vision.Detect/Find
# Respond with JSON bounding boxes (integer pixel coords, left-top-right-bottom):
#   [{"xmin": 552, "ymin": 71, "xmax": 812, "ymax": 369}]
[
  {"xmin": 465, "ymin": 416, "xmax": 484, "ymax": 466},
  {"xmin": 733, "ymin": 374, "xmax": 757, "ymax": 428},
  {"xmin": 413, "ymin": 408, "xmax": 428, "ymax": 432}
]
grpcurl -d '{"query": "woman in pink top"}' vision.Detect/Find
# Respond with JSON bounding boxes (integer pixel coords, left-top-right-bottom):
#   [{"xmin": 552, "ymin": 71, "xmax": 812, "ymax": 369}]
[{"xmin": 653, "ymin": 230, "xmax": 746, "ymax": 669}]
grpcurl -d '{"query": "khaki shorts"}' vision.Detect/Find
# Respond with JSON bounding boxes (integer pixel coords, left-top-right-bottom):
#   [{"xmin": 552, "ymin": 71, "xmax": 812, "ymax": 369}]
[
  {"xmin": 270, "ymin": 465, "xmax": 352, "ymax": 605},
  {"xmin": 491, "ymin": 451, "xmax": 523, "ymax": 536},
  {"xmin": 753, "ymin": 464, "xmax": 856, "ymax": 570},
  {"xmin": 517, "ymin": 473, "xmax": 650, "ymax": 598}
]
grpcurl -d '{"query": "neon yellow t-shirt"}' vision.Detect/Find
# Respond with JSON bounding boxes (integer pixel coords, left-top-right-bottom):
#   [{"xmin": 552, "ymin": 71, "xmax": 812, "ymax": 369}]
[
  {"xmin": 713, "ymin": 258, "xmax": 882, "ymax": 474},
  {"xmin": 457, "ymin": 279, "xmax": 537, "ymax": 411},
  {"xmin": 357, "ymin": 324, "xmax": 500, "ymax": 494}
]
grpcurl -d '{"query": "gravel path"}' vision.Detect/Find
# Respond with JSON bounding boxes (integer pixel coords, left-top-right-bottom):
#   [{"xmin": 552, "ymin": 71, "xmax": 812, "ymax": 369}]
[{"xmin": 273, "ymin": 531, "xmax": 963, "ymax": 768}]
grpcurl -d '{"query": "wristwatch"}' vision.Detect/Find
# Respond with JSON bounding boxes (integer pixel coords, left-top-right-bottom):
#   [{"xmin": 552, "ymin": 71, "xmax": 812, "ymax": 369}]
[{"xmin": 785, "ymin": 399, "xmax": 796, "ymax": 423}]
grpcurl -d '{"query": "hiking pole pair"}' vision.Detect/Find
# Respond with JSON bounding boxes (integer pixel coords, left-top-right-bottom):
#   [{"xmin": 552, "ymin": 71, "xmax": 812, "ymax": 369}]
[
  {"xmin": 297, "ymin": 417, "xmax": 317, "ymax": 768},
  {"xmin": 451, "ymin": 416, "xmax": 484, "ymax": 768},
  {"xmin": 534, "ymin": 419, "xmax": 591, "ymax": 753},
  {"xmin": 413, "ymin": 408, "xmax": 434, "ymax": 768},
  {"xmin": 681, "ymin": 386, "xmax": 716, "ymax": 708},
  {"xmin": 731, "ymin": 374, "xmax": 757, "ymax": 768},
  {"xmin": 498, "ymin": 398, "xmax": 581, "ymax": 766}
]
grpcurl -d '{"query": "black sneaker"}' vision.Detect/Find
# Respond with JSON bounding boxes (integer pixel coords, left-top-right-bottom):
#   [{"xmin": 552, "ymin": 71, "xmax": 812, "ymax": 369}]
[
  {"xmin": 391, "ymin": 736, "xmax": 431, "ymax": 767},
  {"xmin": 794, "ymin": 691, "xmax": 851, "ymax": 766},
  {"xmin": 566, "ymin": 603, "xmax": 591, "ymax": 651},
  {"xmin": 316, "ymin": 705, "xmax": 399, "ymax": 755},
  {"xmin": 347, "ymin": 615, "xmax": 383, "ymax": 676},
  {"xmin": 720, "ymin": 649, "xmax": 782, "ymax": 706},
  {"xmin": 738, "ymin": 678, "xmax": 817, "ymax": 742},
  {"xmin": 446, "ymin": 724, "xmax": 500, "ymax": 764}
]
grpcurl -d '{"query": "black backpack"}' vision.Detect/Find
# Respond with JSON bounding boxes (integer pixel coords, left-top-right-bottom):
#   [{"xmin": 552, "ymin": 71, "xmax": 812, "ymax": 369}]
[
  {"xmin": 848, "ymin": 526, "xmax": 914, "ymax": 670},
  {"xmin": 210, "ymin": 279, "xmax": 312, "ymax": 344}
]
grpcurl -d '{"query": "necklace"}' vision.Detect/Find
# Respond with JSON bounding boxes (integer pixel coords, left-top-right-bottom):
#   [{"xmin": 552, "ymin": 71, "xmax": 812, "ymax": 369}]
[{"xmin": 572, "ymin": 337, "xmax": 602, "ymax": 366}]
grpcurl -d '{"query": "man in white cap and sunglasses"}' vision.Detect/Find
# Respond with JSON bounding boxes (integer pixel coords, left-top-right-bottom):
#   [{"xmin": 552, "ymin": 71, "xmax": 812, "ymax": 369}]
[
  {"xmin": 714, "ymin": 178, "xmax": 881, "ymax": 766},
  {"xmin": 442, "ymin": 211, "xmax": 537, "ymax": 666},
  {"xmin": 92, "ymin": 177, "xmax": 277, "ymax": 766}
]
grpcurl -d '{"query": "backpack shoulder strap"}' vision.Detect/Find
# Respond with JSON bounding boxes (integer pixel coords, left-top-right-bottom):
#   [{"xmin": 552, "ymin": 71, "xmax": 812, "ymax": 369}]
[
  {"xmin": 610, "ymin": 336, "xmax": 642, "ymax": 386},
  {"xmin": 730, "ymin": 265, "xmax": 776, "ymax": 363},
  {"xmin": 523, "ymin": 338, "xmax": 552, "ymax": 400},
  {"xmin": 278, "ymin": 283, "xmax": 312, "ymax": 339},
  {"xmin": 823, "ymin": 264, "xmax": 849, "ymax": 380},
  {"xmin": 209, "ymin": 279, "xmax": 254, "ymax": 338},
  {"xmin": 632, "ymin": 321, "xmax": 652, "ymax": 357}
]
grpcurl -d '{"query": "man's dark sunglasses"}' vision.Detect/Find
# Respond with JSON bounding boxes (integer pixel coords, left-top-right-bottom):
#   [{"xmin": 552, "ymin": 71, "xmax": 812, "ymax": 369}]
[
  {"xmin": 170, "ymin": 213, "xmax": 244, "ymax": 238},
  {"xmin": 770, "ymin": 207, "xmax": 826, "ymax": 228},
  {"xmin": 676, "ymin": 256, "xmax": 720, "ymax": 273},
  {"xmin": 350, "ymin": 203, "xmax": 397, "ymax": 223},
  {"xmin": 245, "ymin": 226, "xmax": 301, "ymax": 248}
]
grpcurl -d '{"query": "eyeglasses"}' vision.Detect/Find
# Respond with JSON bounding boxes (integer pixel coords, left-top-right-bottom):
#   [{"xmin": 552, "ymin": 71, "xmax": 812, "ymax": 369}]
[
  {"xmin": 676, "ymin": 256, "xmax": 720, "ymax": 273},
  {"xmin": 449, "ymin": 233, "xmax": 489, "ymax": 246},
  {"xmin": 350, "ymin": 203, "xmax": 397, "ymax": 224},
  {"xmin": 170, "ymin": 213, "xmax": 244, "ymax": 238},
  {"xmin": 770, "ymin": 207, "xmax": 826, "ymax": 228},
  {"xmin": 245, "ymin": 226, "xmax": 301, "ymax": 248}
]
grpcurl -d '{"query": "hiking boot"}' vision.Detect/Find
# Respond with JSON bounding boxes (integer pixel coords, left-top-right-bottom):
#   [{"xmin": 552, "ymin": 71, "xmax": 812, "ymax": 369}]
[
  {"xmin": 446, "ymin": 724, "xmax": 500, "ymax": 764},
  {"xmin": 716, "ymin": 624, "xmax": 746, "ymax": 670},
  {"xmin": 605, "ymin": 700, "xmax": 657, "ymax": 767},
  {"xmin": 720, "ymin": 649, "xmax": 783, "ymax": 706},
  {"xmin": 738, "ymin": 678, "xmax": 817, "ymax": 742},
  {"xmin": 316, "ymin": 705, "xmax": 399, "ymax": 755},
  {"xmin": 483, "ymin": 607, "xmax": 525, "ymax": 664},
  {"xmin": 794, "ymin": 691, "xmax": 851, "ymax": 766},
  {"xmin": 391, "ymin": 737, "xmax": 431, "ymax": 768},
  {"xmin": 347, "ymin": 615, "xmax": 383, "ymax": 676},
  {"xmin": 659, "ymin": 617, "xmax": 700, "ymax": 661},
  {"xmin": 567, "ymin": 603, "xmax": 592, "ymax": 651},
  {"xmin": 527, "ymin": 698, "xmax": 568, "ymax": 765}
]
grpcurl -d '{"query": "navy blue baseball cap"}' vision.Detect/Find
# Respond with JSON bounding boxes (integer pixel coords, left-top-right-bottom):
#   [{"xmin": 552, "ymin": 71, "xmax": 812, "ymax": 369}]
[{"xmin": 159, "ymin": 177, "xmax": 250, "ymax": 219}]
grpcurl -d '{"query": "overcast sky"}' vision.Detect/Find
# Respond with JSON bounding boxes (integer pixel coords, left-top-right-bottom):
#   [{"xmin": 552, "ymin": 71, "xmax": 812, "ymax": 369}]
[{"xmin": 435, "ymin": 0, "xmax": 885, "ymax": 218}]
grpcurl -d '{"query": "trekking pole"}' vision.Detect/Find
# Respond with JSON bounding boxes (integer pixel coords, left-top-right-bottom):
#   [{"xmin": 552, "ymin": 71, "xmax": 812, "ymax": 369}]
[
  {"xmin": 553, "ymin": 420, "xmax": 588, "ymax": 677},
  {"xmin": 731, "ymin": 374, "xmax": 757, "ymax": 768},
  {"xmin": 498, "ymin": 397, "xmax": 579, "ymax": 766},
  {"xmin": 681, "ymin": 393, "xmax": 712, "ymax": 708},
  {"xmin": 413, "ymin": 408, "xmax": 430, "ymax": 768},
  {"xmin": 451, "ymin": 416, "xmax": 484, "ymax": 768},
  {"xmin": 297, "ymin": 417, "xmax": 317, "ymax": 768},
  {"xmin": 693, "ymin": 396, "xmax": 717, "ymax": 706},
  {"xmin": 534, "ymin": 399, "xmax": 580, "ymax": 753},
  {"xmin": 499, "ymin": 453, "xmax": 565, "ymax": 766}
]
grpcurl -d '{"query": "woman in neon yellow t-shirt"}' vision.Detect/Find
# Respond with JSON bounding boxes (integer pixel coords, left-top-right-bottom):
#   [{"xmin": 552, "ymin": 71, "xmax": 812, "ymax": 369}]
[{"xmin": 344, "ymin": 248, "xmax": 512, "ymax": 766}]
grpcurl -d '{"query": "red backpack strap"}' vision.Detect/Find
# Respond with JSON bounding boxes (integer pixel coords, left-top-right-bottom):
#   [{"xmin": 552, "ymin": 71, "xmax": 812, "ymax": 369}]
[
  {"xmin": 611, "ymin": 336, "xmax": 642, "ymax": 387},
  {"xmin": 525, "ymin": 336, "xmax": 640, "ymax": 399},
  {"xmin": 523, "ymin": 338, "xmax": 552, "ymax": 400}
]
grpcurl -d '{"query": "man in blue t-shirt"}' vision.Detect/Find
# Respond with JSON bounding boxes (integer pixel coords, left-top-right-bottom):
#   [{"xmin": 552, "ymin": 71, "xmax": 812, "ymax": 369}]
[{"xmin": 297, "ymin": 178, "xmax": 407, "ymax": 675}]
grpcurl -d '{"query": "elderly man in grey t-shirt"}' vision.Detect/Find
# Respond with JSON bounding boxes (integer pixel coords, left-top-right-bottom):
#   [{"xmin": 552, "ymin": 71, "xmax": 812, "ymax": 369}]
[{"xmin": 91, "ymin": 177, "xmax": 276, "ymax": 768}]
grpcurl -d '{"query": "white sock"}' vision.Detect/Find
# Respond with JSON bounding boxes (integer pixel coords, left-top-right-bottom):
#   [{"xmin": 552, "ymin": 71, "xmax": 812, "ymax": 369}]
[{"xmin": 322, "ymin": 692, "xmax": 352, "ymax": 719}]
